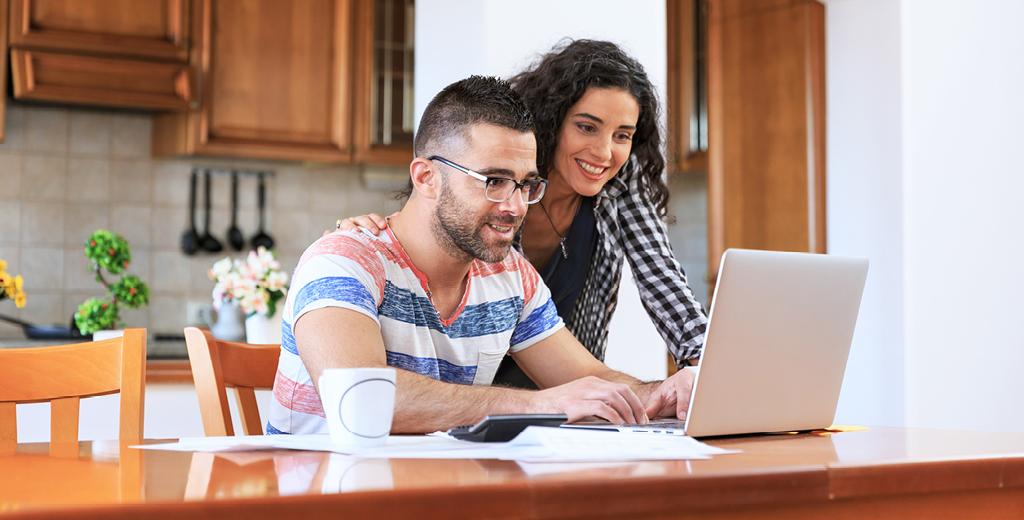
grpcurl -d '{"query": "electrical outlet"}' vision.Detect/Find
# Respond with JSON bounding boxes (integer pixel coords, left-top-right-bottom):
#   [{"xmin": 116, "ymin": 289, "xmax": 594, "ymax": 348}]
[{"xmin": 186, "ymin": 301, "xmax": 212, "ymax": 327}]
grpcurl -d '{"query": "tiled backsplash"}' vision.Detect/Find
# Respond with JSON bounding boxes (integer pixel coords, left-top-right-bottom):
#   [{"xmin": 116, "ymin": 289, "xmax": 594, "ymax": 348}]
[
  {"xmin": 0, "ymin": 103, "xmax": 708, "ymax": 338},
  {"xmin": 0, "ymin": 104, "xmax": 403, "ymax": 338}
]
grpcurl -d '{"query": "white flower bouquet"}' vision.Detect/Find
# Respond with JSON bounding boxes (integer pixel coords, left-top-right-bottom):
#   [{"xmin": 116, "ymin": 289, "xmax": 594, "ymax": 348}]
[{"xmin": 209, "ymin": 247, "xmax": 289, "ymax": 317}]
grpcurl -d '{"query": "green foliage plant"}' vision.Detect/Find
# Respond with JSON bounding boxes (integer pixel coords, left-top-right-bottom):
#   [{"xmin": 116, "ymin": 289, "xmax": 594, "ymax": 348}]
[{"xmin": 74, "ymin": 230, "xmax": 150, "ymax": 335}]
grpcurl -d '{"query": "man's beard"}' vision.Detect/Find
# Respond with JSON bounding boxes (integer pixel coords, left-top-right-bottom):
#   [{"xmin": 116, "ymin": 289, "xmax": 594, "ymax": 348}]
[{"xmin": 432, "ymin": 178, "xmax": 519, "ymax": 263}]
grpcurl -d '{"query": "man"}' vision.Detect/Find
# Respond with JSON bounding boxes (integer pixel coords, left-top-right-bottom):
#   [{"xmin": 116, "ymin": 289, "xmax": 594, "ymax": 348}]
[{"xmin": 268, "ymin": 76, "xmax": 694, "ymax": 434}]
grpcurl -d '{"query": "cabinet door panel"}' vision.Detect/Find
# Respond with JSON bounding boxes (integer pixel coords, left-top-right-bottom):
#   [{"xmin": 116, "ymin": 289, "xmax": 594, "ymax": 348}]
[
  {"xmin": 706, "ymin": 0, "xmax": 826, "ymax": 287},
  {"xmin": 11, "ymin": 49, "xmax": 192, "ymax": 110},
  {"xmin": 9, "ymin": 0, "xmax": 190, "ymax": 61},
  {"xmin": 189, "ymin": 0, "xmax": 352, "ymax": 161}
]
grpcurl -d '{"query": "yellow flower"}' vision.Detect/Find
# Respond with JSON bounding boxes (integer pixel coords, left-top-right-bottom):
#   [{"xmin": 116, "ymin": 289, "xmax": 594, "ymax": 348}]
[
  {"xmin": 0, "ymin": 259, "xmax": 7, "ymax": 271},
  {"xmin": 14, "ymin": 291, "xmax": 25, "ymax": 308},
  {"xmin": 13, "ymin": 275, "xmax": 23, "ymax": 292}
]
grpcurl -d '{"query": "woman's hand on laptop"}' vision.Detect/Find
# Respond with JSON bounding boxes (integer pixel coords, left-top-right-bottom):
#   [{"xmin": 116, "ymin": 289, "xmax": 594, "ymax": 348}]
[
  {"xmin": 535, "ymin": 376, "xmax": 649, "ymax": 424},
  {"xmin": 644, "ymin": 368, "xmax": 696, "ymax": 420}
]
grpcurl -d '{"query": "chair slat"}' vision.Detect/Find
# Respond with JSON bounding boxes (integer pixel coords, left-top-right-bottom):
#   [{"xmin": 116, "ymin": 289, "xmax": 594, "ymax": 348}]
[
  {"xmin": 184, "ymin": 327, "xmax": 234, "ymax": 436},
  {"xmin": 235, "ymin": 387, "xmax": 263, "ymax": 435},
  {"xmin": 119, "ymin": 328, "xmax": 146, "ymax": 443},
  {"xmin": 50, "ymin": 396, "xmax": 80, "ymax": 445},
  {"xmin": 0, "ymin": 402, "xmax": 16, "ymax": 444}
]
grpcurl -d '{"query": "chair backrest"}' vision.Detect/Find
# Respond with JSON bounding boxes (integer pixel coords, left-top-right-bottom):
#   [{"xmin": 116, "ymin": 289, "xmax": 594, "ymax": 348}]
[
  {"xmin": 183, "ymin": 327, "xmax": 280, "ymax": 436},
  {"xmin": 0, "ymin": 328, "xmax": 147, "ymax": 449}
]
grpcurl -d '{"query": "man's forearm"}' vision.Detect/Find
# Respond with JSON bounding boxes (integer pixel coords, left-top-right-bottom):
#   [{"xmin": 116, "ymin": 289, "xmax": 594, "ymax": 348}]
[{"xmin": 391, "ymin": 369, "xmax": 539, "ymax": 433}]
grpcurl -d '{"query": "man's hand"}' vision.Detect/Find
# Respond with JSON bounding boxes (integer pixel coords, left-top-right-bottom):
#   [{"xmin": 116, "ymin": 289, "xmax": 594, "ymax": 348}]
[
  {"xmin": 534, "ymin": 376, "xmax": 649, "ymax": 424},
  {"xmin": 643, "ymin": 367, "xmax": 696, "ymax": 420}
]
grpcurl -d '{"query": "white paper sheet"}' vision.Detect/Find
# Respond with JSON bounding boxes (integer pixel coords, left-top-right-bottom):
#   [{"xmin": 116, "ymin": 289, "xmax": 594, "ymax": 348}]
[{"xmin": 135, "ymin": 426, "xmax": 738, "ymax": 462}]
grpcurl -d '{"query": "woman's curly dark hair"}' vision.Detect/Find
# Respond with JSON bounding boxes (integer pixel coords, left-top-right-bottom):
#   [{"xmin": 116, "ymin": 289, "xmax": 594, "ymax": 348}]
[{"xmin": 509, "ymin": 39, "xmax": 670, "ymax": 217}]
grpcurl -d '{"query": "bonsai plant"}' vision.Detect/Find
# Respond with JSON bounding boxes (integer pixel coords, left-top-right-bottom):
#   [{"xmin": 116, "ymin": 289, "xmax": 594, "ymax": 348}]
[{"xmin": 74, "ymin": 230, "xmax": 150, "ymax": 336}]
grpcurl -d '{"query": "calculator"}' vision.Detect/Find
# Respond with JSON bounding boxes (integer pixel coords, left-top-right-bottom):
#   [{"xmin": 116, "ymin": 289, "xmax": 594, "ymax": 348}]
[{"xmin": 447, "ymin": 414, "xmax": 568, "ymax": 442}]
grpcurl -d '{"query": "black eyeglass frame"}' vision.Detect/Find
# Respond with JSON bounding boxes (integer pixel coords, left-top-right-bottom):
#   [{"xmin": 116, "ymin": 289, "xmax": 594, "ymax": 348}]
[{"xmin": 427, "ymin": 155, "xmax": 547, "ymax": 205}]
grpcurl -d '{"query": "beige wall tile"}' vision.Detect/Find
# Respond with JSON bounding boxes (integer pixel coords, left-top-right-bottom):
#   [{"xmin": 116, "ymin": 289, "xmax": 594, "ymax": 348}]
[
  {"xmin": 24, "ymin": 107, "xmax": 69, "ymax": 154},
  {"xmin": 69, "ymin": 111, "xmax": 112, "ymax": 156},
  {"xmin": 0, "ymin": 202, "xmax": 20, "ymax": 245},
  {"xmin": 151, "ymin": 207, "xmax": 187, "ymax": 248},
  {"xmin": 110, "ymin": 160, "xmax": 152, "ymax": 204},
  {"xmin": 189, "ymin": 255, "xmax": 217, "ymax": 294},
  {"xmin": 309, "ymin": 168, "xmax": 355, "ymax": 210},
  {"xmin": 0, "ymin": 105, "xmax": 26, "ymax": 152},
  {"xmin": 19, "ymin": 292, "xmax": 65, "ymax": 325},
  {"xmin": 63, "ymin": 203, "xmax": 110, "ymax": 247},
  {"xmin": 152, "ymin": 161, "xmax": 192, "ymax": 206},
  {"xmin": 150, "ymin": 250, "xmax": 191, "ymax": 292},
  {"xmin": 110, "ymin": 205, "xmax": 152, "ymax": 248},
  {"xmin": 21, "ymin": 202, "xmax": 64, "ymax": 245},
  {"xmin": 148, "ymin": 294, "xmax": 187, "ymax": 334},
  {"xmin": 111, "ymin": 114, "xmax": 151, "ymax": 158},
  {"xmin": 63, "ymin": 248, "xmax": 96, "ymax": 292},
  {"xmin": 22, "ymin": 155, "xmax": 67, "ymax": 201},
  {"xmin": 127, "ymin": 249, "xmax": 150, "ymax": 283},
  {"xmin": 271, "ymin": 168, "xmax": 310, "ymax": 209},
  {"xmin": 67, "ymin": 158, "xmax": 110, "ymax": 203},
  {"xmin": 0, "ymin": 153, "xmax": 23, "ymax": 200},
  {"xmin": 268, "ymin": 209, "xmax": 310, "ymax": 254},
  {"xmin": 19, "ymin": 247, "xmax": 63, "ymax": 291}
]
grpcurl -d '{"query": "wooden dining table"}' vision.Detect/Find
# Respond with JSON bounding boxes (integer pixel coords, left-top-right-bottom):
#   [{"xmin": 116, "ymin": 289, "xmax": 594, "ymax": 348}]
[{"xmin": 2, "ymin": 426, "xmax": 1024, "ymax": 519}]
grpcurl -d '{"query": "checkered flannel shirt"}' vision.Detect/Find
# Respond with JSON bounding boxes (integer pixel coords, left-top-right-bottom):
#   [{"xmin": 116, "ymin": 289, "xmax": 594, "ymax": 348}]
[{"xmin": 533, "ymin": 159, "xmax": 708, "ymax": 368}]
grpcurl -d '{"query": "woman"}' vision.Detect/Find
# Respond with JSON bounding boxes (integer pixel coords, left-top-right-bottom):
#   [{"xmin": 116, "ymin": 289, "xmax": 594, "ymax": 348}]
[{"xmin": 338, "ymin": 39, "xmax": 707, "ymax": 387}]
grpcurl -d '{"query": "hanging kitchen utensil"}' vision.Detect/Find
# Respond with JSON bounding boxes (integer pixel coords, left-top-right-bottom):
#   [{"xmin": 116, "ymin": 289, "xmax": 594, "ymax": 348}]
[
  {"xmin": 199, "ymin": 169, "xmax": 224, "ymax": 253},
  {"xmin": 180, "ymin": 169, "xmax": 200, "ymax": 256},
  {"xmin": 226, "ymin": 171, "xmax": 245, "ymax": 251},
  {"xmin": 250, "ymin": 172, "xmax": 275, "ymax": 251}
]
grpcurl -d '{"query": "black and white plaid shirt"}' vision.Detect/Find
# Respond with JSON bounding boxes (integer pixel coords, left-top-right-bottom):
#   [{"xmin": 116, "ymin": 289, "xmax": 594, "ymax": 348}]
[{"xmin": 554, "ymin": 160, "xmax": 708, "ymax": 368}]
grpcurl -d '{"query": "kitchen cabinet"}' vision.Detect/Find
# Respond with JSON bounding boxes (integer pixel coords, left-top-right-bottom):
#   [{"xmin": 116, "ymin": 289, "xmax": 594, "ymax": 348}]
[
  {"xmin": 153, "ymin": 0, "xmax": 356, "ymax": 163},
  {"xmin": 666, "ymin": 0, "xmax": 708, "ymax": 174},
  {"xmin": 7, "ymin": 0, "xmax": 194, "ymax": 110},
  {"xmin": 704, "ymin": 0, "xmax": 826, "ymax": 292},
  {"xmin": 351, "ymin": 0, "xmax": 414, "ymax": 165},
  {"xmin": 1, "ymin": 0, "xmax": 8, "ymax": 142}
]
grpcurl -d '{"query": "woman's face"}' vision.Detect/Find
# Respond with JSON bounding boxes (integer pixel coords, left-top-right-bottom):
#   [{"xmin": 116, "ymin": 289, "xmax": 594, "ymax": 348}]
[{"xmin": 550, "ymin": 87, "xmax": 641, "ymax": 197}]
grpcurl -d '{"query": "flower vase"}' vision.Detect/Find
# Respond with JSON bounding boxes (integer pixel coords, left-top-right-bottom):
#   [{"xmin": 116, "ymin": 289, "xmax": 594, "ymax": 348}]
[
  {"xmin": 245, "ymin": 307, "xmax": 282, "ymax": 344},
  {"xmin": 209, "ymin": 301, "xmax": 246, "ymax": 341},
  {"xmin": 92, "ymin": 329, "xmax": 124, "ymax": 341}
]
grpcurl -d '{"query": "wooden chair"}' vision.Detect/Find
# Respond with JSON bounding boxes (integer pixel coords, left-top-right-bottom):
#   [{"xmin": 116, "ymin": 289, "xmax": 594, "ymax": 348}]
[
  {"xmin": 0, "ymin": 328, "xmax": 147, "ymax": 452},
  {"xmin": 183, "ymin": 327, "xmax": 280, "ymax": 436}
]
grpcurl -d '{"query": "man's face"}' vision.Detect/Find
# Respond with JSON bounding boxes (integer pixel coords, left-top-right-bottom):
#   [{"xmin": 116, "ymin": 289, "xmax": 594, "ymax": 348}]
[{"xmin": 431, "ymin": 123, "xmax": 538, "ymax": 263}]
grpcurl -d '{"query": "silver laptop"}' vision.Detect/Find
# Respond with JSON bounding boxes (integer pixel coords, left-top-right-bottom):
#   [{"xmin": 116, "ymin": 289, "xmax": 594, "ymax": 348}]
[{"xmin": 567, "ymin": 248, "xmax": 868, "ymax": 437}]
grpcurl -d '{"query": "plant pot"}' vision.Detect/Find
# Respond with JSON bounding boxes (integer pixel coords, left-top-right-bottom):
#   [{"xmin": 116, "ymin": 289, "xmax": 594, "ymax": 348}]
[
  {"xmin": 91, "ymin": 329, "xmax": 124, "ymax": 341},
  {"xmin": 245, "ymin": 307, "xmax": 282, "ymax": 344}
]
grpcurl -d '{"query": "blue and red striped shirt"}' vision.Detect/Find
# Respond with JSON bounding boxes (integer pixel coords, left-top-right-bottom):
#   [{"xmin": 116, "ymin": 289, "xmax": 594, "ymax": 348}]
[{"xmin": 267, "ymin": 227, "xmax": 563, "ymax": 434}]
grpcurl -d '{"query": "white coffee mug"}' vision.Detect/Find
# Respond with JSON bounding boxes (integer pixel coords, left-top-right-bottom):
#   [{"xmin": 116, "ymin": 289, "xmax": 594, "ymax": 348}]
[{"xmin": 318, "ymin": 367, "xmax": 396, "ymax": 449}]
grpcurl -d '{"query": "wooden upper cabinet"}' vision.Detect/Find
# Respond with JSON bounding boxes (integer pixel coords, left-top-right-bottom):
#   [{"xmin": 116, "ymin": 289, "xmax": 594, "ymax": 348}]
[
  {"xmin": 153, "ymin": 0, "xmax": 354, "ymax": 162},
  {"xmin": 352, "ymin": 0, "xmax": 414, "ymax": 165},
  {"xmin": 705, "ymin": 0, "xmax": 826, "ymax": 289},
  {"xmin": 8, "ymin": 0, "xmax": 190, "ymax": 61},
  {"xmin": 666, "ymin": 0, "xmax": 708, "ymax": 174},
  {"xmin": 7, "ymin": 0, "xmax": 194, "ymax": 110}
]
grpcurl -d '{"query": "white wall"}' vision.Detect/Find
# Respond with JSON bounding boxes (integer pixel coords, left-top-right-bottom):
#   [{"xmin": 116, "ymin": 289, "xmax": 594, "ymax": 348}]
[
  {"xmin": 828, "ymin": 0, "xmax": 1024, "ymax": 431},
  {"xmin": 826, "ymin": 0, "xmax": 906, "ymax": 426},
  {"xmin": 416, "ymin": 0, "xmax": 669, "ymax": 380}
]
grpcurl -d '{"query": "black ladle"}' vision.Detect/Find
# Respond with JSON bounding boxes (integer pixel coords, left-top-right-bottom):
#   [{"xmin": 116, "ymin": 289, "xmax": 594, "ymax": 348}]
[
  {"xmin": 226, "ymin": 171, "xmax": 245, "ymax": 251},
  {"xmin": 180, "ymin": 169, "xmax": 200, "ymax": 256},
  {"xmin": 199, "ymin": 169, "xmax": 224, "ymax": 253},
  {"xmin": 250, "ymin": 172, "xmax": 275, "ymax": 251}
]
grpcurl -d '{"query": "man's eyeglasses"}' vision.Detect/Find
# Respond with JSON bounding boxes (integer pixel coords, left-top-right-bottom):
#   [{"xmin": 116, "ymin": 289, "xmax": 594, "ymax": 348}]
[{"xmin": 428, "ymin": 155, "xmax": 547, "ymax": 205}]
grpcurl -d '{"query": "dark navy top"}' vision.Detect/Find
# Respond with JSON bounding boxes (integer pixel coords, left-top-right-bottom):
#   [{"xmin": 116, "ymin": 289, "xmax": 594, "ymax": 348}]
[{"xmin": 493, "ymin": 197, "xmax": 597, "ymax": 389}]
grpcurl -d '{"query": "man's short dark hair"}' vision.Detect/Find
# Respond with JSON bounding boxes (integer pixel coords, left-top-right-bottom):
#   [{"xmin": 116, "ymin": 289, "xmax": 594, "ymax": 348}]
[{"xmin": 413, "ymin": 75, "xmax": 535, "ymax": 158}]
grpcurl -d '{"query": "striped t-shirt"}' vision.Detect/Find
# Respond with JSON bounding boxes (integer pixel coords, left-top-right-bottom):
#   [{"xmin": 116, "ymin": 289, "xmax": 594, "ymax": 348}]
[{"xmin": 267, "ymin": 227, "xmax": 564, "ymax": 434}]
